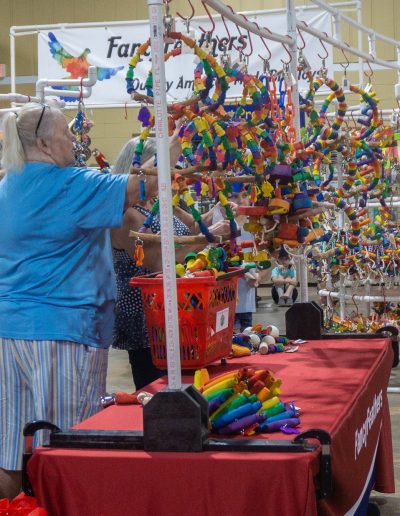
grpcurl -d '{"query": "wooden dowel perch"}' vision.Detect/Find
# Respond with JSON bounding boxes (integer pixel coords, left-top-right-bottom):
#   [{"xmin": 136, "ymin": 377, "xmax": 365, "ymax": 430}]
[
  {"xmin": 132, "ymin": 92, "xmax": 200, "ymax": 112},
  {"xmin": 129, "ymin": 230, "xmax": 234, "ymax": 244}
]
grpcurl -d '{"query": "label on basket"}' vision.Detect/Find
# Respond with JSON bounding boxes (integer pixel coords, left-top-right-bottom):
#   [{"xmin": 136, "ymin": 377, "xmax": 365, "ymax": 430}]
[{"xmin": 216, "ymin": 307, "xmax": 230, "ymax": 333}]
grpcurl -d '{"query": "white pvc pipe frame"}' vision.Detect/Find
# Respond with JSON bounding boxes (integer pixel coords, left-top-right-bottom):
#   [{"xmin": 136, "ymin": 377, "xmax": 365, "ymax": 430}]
[
  {"xmin": 9, "ymin": 2, "xmax": 358, "ymax": 109},
  {"xmin": 36, "ymin": 65, "xmax": 97, "ymax": 102},
  {"xmin": 0, "ymin": 68, "xmax": 97, "ymax": 115},
  {"xmin": 0, "ymin": 93, "xmax": 40, "ymax": 103},
  {"xmin": 319, "ymin": 289, "xmax": 400, "ymax": 303}
]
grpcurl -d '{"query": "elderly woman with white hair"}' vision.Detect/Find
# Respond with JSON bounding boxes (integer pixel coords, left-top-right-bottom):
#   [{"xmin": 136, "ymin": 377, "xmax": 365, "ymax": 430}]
[
  {"xmin": 110, "ymin": 135, "xmax": 230, "ymax": 390},
  {"xmin": 0, "ymin": 102, "xmax": 158, "ymax": 499}
]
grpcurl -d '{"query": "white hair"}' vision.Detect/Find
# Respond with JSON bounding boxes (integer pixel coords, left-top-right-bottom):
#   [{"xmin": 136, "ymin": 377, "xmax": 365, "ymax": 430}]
[
  {"xmin": 112, "ymin": 137, "xmax": 157, "ymax": 175},
  {"xmin": 2, "ymin": 102, "xmax": 62, "ymax": 172}
]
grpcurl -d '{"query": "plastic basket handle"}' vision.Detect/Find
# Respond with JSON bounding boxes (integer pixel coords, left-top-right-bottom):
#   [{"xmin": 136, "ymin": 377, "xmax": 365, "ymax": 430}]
[{"xmin": 216, "ymin": 269, "xmax": 245, "ymax": 281}]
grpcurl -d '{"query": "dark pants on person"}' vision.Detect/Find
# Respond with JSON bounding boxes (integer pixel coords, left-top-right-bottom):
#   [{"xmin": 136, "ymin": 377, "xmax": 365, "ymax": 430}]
[
  {"xmin": 128, "ymin": 348, "xmax": 165, "ymax": 390},
  {"xmin": 234, "ymin": 312, "xmax": 253, "ymax": 332}
]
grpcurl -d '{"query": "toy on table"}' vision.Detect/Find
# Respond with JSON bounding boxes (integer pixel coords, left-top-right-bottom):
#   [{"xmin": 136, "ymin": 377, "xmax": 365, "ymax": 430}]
[
  {"xmin": 194, "ymin": 367, "xmax": 300, "ymax": 436},
  {"xmin": 100, "ymin": 390, "xmax": 154, "ymax": 407},
  {"xmin": 231, "ymin": 324, "xmax": 298, "ymax": 357}
]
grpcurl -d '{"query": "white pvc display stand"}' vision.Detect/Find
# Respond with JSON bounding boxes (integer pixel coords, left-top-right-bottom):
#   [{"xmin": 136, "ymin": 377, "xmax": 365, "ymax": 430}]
[{"xmin": 147, "ymin": 0, "xmax": 182, "ymax": 390}]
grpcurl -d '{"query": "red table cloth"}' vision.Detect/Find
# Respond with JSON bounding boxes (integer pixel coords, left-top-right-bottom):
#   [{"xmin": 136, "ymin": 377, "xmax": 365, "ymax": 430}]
[{"xmin": 28, "ymin": 338, "xmax": 395, "ymax": 516}]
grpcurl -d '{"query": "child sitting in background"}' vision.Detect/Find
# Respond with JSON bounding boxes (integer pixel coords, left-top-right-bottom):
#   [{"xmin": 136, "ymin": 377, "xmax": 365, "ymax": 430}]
[{"xmin": 271, "ymin": 250, "xmax": 298, "ymax": 306}]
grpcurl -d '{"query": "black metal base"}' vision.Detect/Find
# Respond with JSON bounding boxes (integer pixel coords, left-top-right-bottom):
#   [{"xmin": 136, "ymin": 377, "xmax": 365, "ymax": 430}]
[
  {"xmin": 143, "ymin": 384, "xmax": 209, "ymax": 452},
  {"xmin": 286, "ymin": 302, "xmax": 323, "ymax": 340}
]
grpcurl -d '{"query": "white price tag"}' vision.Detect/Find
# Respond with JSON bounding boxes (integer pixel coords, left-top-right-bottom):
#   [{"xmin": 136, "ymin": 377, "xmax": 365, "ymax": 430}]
[{"xmin": 216, "ymin": 307, "xmax": 230, "ymax": 333}]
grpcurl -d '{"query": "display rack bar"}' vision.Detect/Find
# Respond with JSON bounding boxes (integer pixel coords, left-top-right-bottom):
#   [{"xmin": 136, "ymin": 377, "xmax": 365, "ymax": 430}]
[
  {"xmin": 202, "ymin": 0, "xmax": 292, "ymax": 45},
  {"xmin": 147, "ymin": 0, "xmax": 182, "ymax": 389},
  {"xmin": 297, "ymin": 21, "xmax": 400, "ymax": 71},
  {"xmin": 296, "ymin": 20, "xmax": 400, "ymax": 71},
  {"xmin": 319, "ymin": 290, "xmax": 400, "ymax": 302},
  {"xmin": 311, "ymin": 0, "xmax": 400, "ymax": 49}
]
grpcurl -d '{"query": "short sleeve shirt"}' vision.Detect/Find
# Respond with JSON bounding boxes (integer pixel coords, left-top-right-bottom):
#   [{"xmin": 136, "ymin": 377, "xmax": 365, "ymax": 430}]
[
  {"xmin": 271, "ymin": 265, "xmax": 296, "ymax": 280},
  {"xmin": 0, "ymin": 163, "xmax": 128, "ymax": 348}
]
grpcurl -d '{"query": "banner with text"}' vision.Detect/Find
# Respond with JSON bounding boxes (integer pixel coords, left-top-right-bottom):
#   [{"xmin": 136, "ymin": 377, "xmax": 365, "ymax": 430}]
[{"xmin": 38, "ymin": 10, "xmax": 332, "ymax": 106}]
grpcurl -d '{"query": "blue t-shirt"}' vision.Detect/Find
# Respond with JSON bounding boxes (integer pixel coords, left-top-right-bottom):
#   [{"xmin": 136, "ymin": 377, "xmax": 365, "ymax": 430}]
[
  {"xmin": 271, "ymin": 265, "xmax": 296, "ymax": 280},
  {"xmin": 0, "ymin": 163, "xmax": 128, "ymax": 348}
]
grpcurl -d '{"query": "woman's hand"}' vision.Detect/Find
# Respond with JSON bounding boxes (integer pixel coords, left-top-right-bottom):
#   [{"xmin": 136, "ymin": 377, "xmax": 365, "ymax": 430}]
[
  {"xmin": 207, "ymin": 219, "xmax": 231, "ymax": 237},
  {"xmin": 219, "ymin": 201, "xmax": 239, "ymax": 218}
]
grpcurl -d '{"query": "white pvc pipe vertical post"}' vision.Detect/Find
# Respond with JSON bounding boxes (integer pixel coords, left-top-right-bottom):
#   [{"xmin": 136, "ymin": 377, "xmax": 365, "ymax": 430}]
[
  {"xmin": 333, "ymin": 14, "xmax": 341, "ymax": 41},
  {"xmin": 147, "ymin": 0, "xmax": 182, "ymax": 390},
  {"xmin": 287, "ymin": 0, "xmax": 301, "ymax": 139},
  {"xmin": 368, "ymin": 32, "xmax": 376, "ymax": 58},
  {"xmin": 356, "ymin": 0, "xmax": 364, "ymax": 87},
  {"xmin": 287, "ymin": 0, "xmax": 308, "ymax": 302},
  {"xmin": 10, "ymin": 31, "xmax": 16, "ymax": 107}
]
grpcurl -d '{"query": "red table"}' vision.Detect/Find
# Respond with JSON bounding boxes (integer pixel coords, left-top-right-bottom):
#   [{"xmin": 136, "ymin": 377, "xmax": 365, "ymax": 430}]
[{"xmin": 28, "ymin": 338, "xmax": 395, "ymax": 516}]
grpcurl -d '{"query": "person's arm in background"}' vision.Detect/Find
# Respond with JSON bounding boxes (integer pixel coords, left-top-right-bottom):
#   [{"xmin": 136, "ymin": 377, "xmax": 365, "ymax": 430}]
[
  {"xmin": 257, "ymin": 267, "xmax": 270, "ymax": 285},
  {"xmin": 271, "ymin": 267, "xmax": 286, "ymax": 286},
  {"xmin": 111, "ymin": 210, "xmax": 232, "ymax": 272},
  {"xmin": 171, "ymin": 197, "xmax": 239, "ymax": 235},
  {"xmin": 286, "ymin": 267, "xmax": 298, "ymax": 286}
]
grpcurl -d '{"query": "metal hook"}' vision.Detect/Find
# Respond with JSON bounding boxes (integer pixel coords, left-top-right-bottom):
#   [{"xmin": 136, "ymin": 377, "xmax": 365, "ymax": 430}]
[
  {"xmin": 253, "ymin": 22, "xmax": 272, "ymax": 62},
  {"xmin": 225, "ymin": 6, "xmax": 248, "ymax": 53},
  {"xmin": 281, "ymin": 41, "xmax": 293, "ymax": 65},
  {"xmin": 340, "ymin": 47, "xmax": 350, "ymax": 75},
  {"xmin": 239, "ymin": 13, "xmax": 254, "ymax": 58},
  {"xmin": 297, "ymin": 27, "xmax": 306, "ymax": 50},
  {"xmin": 317, "ymin": 34, "xmax": 329, "ymax": 61},
  {"xmin": 364, "ymin": 59, "xmax": 374, "ymax": 83},
  {"xmin": 199, "ymin": 1, "xmax": 216, "ymax": 35},
  {"xmin": 220, "ymin": 14, "xmax": 236, "ymax": 51},
  {"xmin": 176, "ymin": 0, "xmax": 195, "ymax": 27}
]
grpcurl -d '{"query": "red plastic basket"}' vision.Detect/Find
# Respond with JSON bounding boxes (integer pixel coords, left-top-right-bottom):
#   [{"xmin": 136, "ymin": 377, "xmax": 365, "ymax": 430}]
[{"xmin": 130, "ymin": 270, "xmax": 241, "ymax": 369}]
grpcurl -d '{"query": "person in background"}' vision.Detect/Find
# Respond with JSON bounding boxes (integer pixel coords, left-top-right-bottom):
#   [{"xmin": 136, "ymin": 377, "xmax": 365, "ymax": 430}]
[
  {"xmin": 213, "ymin": 184, "xmax": 268, "ymax": 331},
  {"xmin": 271, "ymin": 249, "xmax": 298, "ymax": 306},
  {"xmin": 0, "ymin": 102, "xmax": 145, "ymax": 499},
  {"xmin": 110, "ymin": 135, "xmax": 230, "ymax": 390}
]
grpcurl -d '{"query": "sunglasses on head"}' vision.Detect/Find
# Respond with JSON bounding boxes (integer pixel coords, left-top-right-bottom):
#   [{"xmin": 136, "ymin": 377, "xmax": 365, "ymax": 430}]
[{"xmin": 35, "ymin": 104, "xmax": 48, "ymax": 138}]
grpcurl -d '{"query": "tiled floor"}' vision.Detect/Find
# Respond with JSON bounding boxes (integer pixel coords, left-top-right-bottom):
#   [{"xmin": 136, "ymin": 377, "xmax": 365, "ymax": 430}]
[{"xmin": 107, "ymin": 286, "xmax": 400, "ymax": 513}]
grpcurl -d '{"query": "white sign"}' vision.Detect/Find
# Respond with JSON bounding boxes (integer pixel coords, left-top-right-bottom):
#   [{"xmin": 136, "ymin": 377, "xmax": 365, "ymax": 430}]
[
  {"xmin": 38, "ymin": 10, "xmax": 332, "ymax": 106},
  {"xmin": 216, "ymin": 307, "xmax": 230, "ymax": 333}
]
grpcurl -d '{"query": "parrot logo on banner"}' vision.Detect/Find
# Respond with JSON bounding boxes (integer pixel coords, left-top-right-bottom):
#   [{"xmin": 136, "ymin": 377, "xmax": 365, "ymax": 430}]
[{"xmin": 47, "ymin": 31, "xmax": 124, "ymax": 101}]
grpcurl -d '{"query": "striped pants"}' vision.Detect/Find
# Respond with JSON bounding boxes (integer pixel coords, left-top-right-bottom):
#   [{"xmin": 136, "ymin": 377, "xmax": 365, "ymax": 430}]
[{"xmin": 0, "ymin": 339, "xmax": 108, "ymax": 471}]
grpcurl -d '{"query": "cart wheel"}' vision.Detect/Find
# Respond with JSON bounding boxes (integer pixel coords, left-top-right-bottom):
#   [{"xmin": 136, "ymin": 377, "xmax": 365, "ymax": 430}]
[{"xmin": 367, "ymin": 501, "xmax": 381, "ymax": 515}]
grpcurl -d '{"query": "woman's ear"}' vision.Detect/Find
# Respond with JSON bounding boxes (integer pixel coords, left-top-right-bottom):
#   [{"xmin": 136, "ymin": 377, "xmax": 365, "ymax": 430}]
[{"xmin": 36, "ymin": 137, "xmax": 51, "ymax": 156}]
